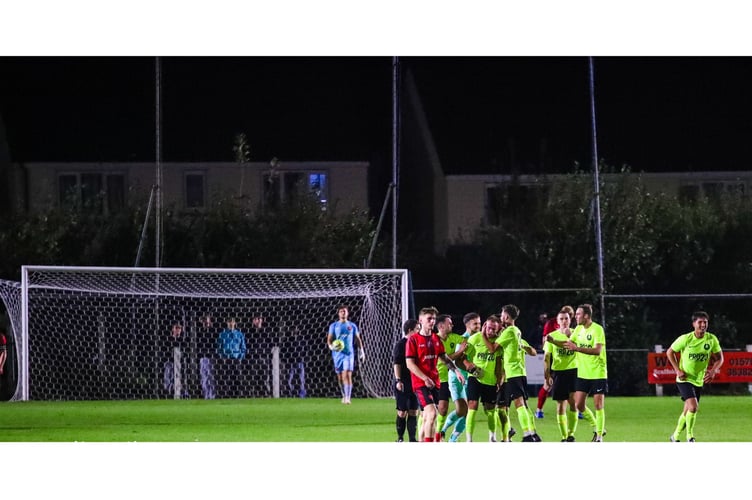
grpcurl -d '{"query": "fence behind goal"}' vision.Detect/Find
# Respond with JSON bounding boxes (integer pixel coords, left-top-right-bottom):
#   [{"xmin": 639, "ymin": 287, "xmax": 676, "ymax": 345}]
[{"xmin": 10, "ymin": 266, "xmax": 408, "ymax": 402}]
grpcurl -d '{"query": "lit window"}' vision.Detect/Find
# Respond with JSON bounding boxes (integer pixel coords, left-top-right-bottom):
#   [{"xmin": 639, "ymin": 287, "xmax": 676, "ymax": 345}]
[
  {"xmin": 309, "ymin": 173, "xmax": 328, "ymax": 209},
  {"xmin": 263, "ymin": 171, "xmax": 328, "ymax": 209}
]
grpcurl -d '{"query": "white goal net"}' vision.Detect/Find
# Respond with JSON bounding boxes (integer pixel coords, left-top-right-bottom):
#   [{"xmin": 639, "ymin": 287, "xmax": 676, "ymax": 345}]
[{"xmin": 11, "ymin": 266, "xmax": 408, "ymax": 401}]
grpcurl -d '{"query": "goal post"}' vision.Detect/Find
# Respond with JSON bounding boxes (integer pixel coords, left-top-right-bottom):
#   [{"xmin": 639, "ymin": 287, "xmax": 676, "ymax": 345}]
[{"xmin": 15, "ymin": 266, "xmax": 409, "ymax": 402}]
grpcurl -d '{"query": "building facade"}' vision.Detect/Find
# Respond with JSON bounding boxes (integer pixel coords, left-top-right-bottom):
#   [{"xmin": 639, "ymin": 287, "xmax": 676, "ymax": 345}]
[
  {"xmin": 443, "ymin": 170, "xmax": 752, "ymax": 248},
  {"xmin": 6, "ymin": 160, "xmax": 369, "ymax": 216}
]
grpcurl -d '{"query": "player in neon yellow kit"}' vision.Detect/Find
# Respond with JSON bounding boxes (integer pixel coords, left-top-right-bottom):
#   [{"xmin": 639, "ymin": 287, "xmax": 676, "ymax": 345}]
[
  {"xmin": 666, "ymin": 311, "xmax": 723, "ymax": 442},
  {"xmin": 461, "ymin": 315, "xmax": 503, "ymax": 442},
  {"xmin": 440, "ymin": 312, "xmax": 480, "ymax": 442},
  {"xmin": 435, "ymin": 314, "xmax": 468, "ymax": 442},
  {"xmin": 488, "ymin": 304, "xmax": 540, "ymax": 442},
  {"xmin": 563, "ymin": 303, "xmax": 607, "ymax": 441},
  {"xmin": 544, "ymin": 306, "xmax": 579, "ymax": 441}
]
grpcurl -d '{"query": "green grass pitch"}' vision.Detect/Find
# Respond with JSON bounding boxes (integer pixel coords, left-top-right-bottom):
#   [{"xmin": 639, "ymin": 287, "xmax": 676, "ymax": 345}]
[
  {"xmin": 2, "ymin": 395, "xmax": 751, "ymax": 442},
  {"xmin": 3, "ymin": 396, "xmax": 750, "ymax": 500}
]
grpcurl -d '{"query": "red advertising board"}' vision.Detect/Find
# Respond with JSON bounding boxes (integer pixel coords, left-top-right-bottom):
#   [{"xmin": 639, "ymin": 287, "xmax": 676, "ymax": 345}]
[{"xmin": 647, "ymin": 351, "xmax": 752, "ymax": 384}]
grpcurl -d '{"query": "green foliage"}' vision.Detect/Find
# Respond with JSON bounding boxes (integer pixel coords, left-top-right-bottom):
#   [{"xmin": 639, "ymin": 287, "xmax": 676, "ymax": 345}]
[
  {"xmin": 468, "ymin": 165, "xmax": 752, "ymax": 294},
  {"xmin": 459, "ymin": 164, "xmax": 752, "ymax": 349},
  {"xmin": 0, "ymin": 199, "xmax": 143, "ymax": 279},
  {"xmin": 159, "ymin": 194, "xmax": 376, "ymax": 268},
  {"xmin": 0, "ymin": 192, "xmax": 378, "ymax": 280}
]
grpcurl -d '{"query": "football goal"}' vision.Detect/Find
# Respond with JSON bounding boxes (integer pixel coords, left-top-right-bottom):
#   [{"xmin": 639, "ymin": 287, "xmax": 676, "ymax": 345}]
[{"xmin": 9, "ymin": 266, "xmax": 409, "ymax": 402}]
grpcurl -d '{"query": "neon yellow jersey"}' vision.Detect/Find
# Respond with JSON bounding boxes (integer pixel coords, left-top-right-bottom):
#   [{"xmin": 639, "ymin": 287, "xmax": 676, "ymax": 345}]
[
  {"xmin": 544, "ymin": 329, "xmax": 578, "ymax": 371},
  {"xmin": 449, "ymin": 331, "xmax": 471, "ymax": 382},
  {"xmin": 571, "ymin": 322, "xmax": 607, "ymax": 379},
  {"xmin": 495, "ymin": 325, "xmax": 526, "ymax": 378},
  {"xmin": 438, "ymin": 332, "xmax": 466, "ymax": 382},
  {"xmin": 670, "ymin": 331, "xmax": 722, "ymax": 387},
  {"xmin": 465, "ymin": 332, "xmax": 501, "ymax": 386}
]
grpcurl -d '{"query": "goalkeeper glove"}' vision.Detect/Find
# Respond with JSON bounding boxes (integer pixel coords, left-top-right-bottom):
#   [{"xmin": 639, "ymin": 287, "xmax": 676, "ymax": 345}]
[
  {"xmin": 470, "ymin": 366, "xmax": 483, "ymax": 378},
  {"xmin": 358, "ymin": 349, "xmax": 366, "ymax": 362}
]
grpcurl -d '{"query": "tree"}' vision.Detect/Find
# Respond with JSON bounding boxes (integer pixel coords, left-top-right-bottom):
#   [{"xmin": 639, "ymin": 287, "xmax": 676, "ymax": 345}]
[
  {"xmin": 439, "ymin": 165, "xmax": 752, "ymax": 394},
  {"xmin": 0, "ymin": 189, "xmax": 380, "ymax": 280}
]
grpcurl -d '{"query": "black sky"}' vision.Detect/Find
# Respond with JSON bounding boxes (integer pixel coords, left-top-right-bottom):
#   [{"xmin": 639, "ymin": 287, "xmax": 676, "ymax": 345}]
[{"xmin": 2, "ymin": 56, "xmax": 752, "ymax": 174}]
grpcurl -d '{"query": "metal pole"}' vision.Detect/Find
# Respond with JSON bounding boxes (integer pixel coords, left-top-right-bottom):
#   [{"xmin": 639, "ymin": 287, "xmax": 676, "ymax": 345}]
[
  {"xmin": 391, "ymin": 56, "xmax": 400, "ymax": 269},
  {"xmin": 134, "ymin": 185, "xmax": 156, "ymax": 267},
  {"xmin": 366, "ymin": 183, "xmax": 395, "ymax": 268},
  {"xmin": 155, "ymin": 57, "xmax": 163, "ymax": 268},
  {"xmin": 588, "ymin": 57, "xmax": 606, "ymax": 326},
  {"xmin": 654, "ymin": 344, "xmax": 664, "ymax": 396}
]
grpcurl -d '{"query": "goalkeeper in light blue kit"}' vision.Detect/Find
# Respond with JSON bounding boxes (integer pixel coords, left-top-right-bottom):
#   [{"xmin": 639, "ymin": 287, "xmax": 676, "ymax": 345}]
[{"xmin": 327, "ymin": 304, "xmax": 365, "ymax": 404}]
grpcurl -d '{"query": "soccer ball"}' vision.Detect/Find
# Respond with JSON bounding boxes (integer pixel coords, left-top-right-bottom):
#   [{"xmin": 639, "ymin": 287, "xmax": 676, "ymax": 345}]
[{"xmin": 331, "ymin": 339, "xmax": 345, "ymax": 352}]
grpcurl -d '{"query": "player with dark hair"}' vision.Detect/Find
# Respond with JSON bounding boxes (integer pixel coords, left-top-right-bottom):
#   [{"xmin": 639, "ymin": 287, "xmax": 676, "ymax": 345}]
[
  {"xmin": 393, "ymin": 319, "xmax": 421, "ymax": 442},
  {"xmin": 666, "ymin": 311, "xmax": 723, "ymax": 442},
  {"xmin": 440, "ymin": 311, "xmax": 480, "ymax": 442},
  {"xmin": 327, "ymin": 304, "xmax": 365, "ymax": 404},
  {"xmin": 544, "ymin": 307, "xmax": 579, "ymax": 441},
  {"xmin": 462, "ymin": 315, "xmax": 503, "ymax": 442},
  {"xmin": 487, "ymin": 304, "xmax": 541, "ymax": 442},
  {"xmin": 435, "ymin": 313, "xmax": 468, "ymax": 441},
  {"xmin": 564, "ymin": 303, "xmax": 607, "ymax": 441},
  {"xmin": 406, "ymin": 306, "xmax": 465, "ymax": 442}
]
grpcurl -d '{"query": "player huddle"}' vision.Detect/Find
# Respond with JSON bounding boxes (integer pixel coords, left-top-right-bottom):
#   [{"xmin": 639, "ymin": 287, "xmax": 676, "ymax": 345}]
[
  {"xmin": 388, "ymin": 304, "xmax": 723, "ymax": 443},
  {"xmin": 393, "ymin": 304, "xmax": 549, "ymax": 442}
]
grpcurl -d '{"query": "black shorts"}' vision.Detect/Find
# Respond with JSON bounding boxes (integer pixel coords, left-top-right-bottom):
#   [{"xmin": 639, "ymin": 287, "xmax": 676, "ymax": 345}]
[
  {"xmin": 574, "ymin": 377, "xmax": 608, "ymax": 395},
  {"xmin": 466, "ymin": 377, "xmax": 498, "ymax": 405},
  {"xmin": 676, "ymin": 381, "xmax": 702, "ymax": 402},
  {"xmin": 438, "ymin": 380, "xmax": 451, "ymax": 402},
  {"xmin": 414, "ymin": 386, "xmax": 440, "ymax": 410},
  {"xmin": 504, "ymin": 376, "xmax": 529, "ymax": 403},
  {"xmin": 395, "ymin": 384, "xmax": 419, "ymax": 411},
  {"xmin": 552, "ymin": 368, "xmax": 577, "ymax": 401}
]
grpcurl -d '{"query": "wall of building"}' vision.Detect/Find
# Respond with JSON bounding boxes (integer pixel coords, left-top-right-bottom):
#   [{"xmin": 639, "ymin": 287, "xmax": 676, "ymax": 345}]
[
  {"xmin": 444, "ymin": 170, "xmax": 752, "ymax": 249},
  {"xmin": 17, "ymin": 160, "xmax": 369, "ymax": 216}
]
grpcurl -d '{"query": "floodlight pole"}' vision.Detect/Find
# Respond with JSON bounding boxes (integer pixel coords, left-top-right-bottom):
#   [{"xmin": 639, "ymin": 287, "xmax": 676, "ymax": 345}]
[
  {"xmin": 391, "ymin": 56, "xmax": 400, "ymax": 269},
  {"xmin": 155, "ymin": 57, "xmax": 163, "ymax": 268},
  {"xmin": 366, "ymin": 182, "xmax": 395, "ymax": 268},
  {"xmin": 588, "ymin": 56, "xmax": 606, "ymax": 326}
]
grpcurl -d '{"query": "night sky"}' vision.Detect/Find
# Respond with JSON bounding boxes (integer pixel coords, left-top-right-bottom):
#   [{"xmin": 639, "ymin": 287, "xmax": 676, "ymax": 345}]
[{"xmin": 2, "ymin": 56, "xmax": 752, "ymax": 175}]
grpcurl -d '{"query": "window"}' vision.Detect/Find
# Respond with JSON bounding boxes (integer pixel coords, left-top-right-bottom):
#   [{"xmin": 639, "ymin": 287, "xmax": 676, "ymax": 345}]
[
  {"xmin": 57, "ymin": 172, "xmax": 126, "ymax": 214},
  {"xmin": 485, "ymin": 183, "xmax": 549, "ymax": 226},
  {"xmin": 308, "ymin": 173, "xmax": 328, "ymax": 209},
  {"xmin": 263, "ymin": 171, "xmax": 328, "ymax": 209},
  {"xmin": 185, "ymin": 172, "xmax": 205, "ymax": 208}
]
